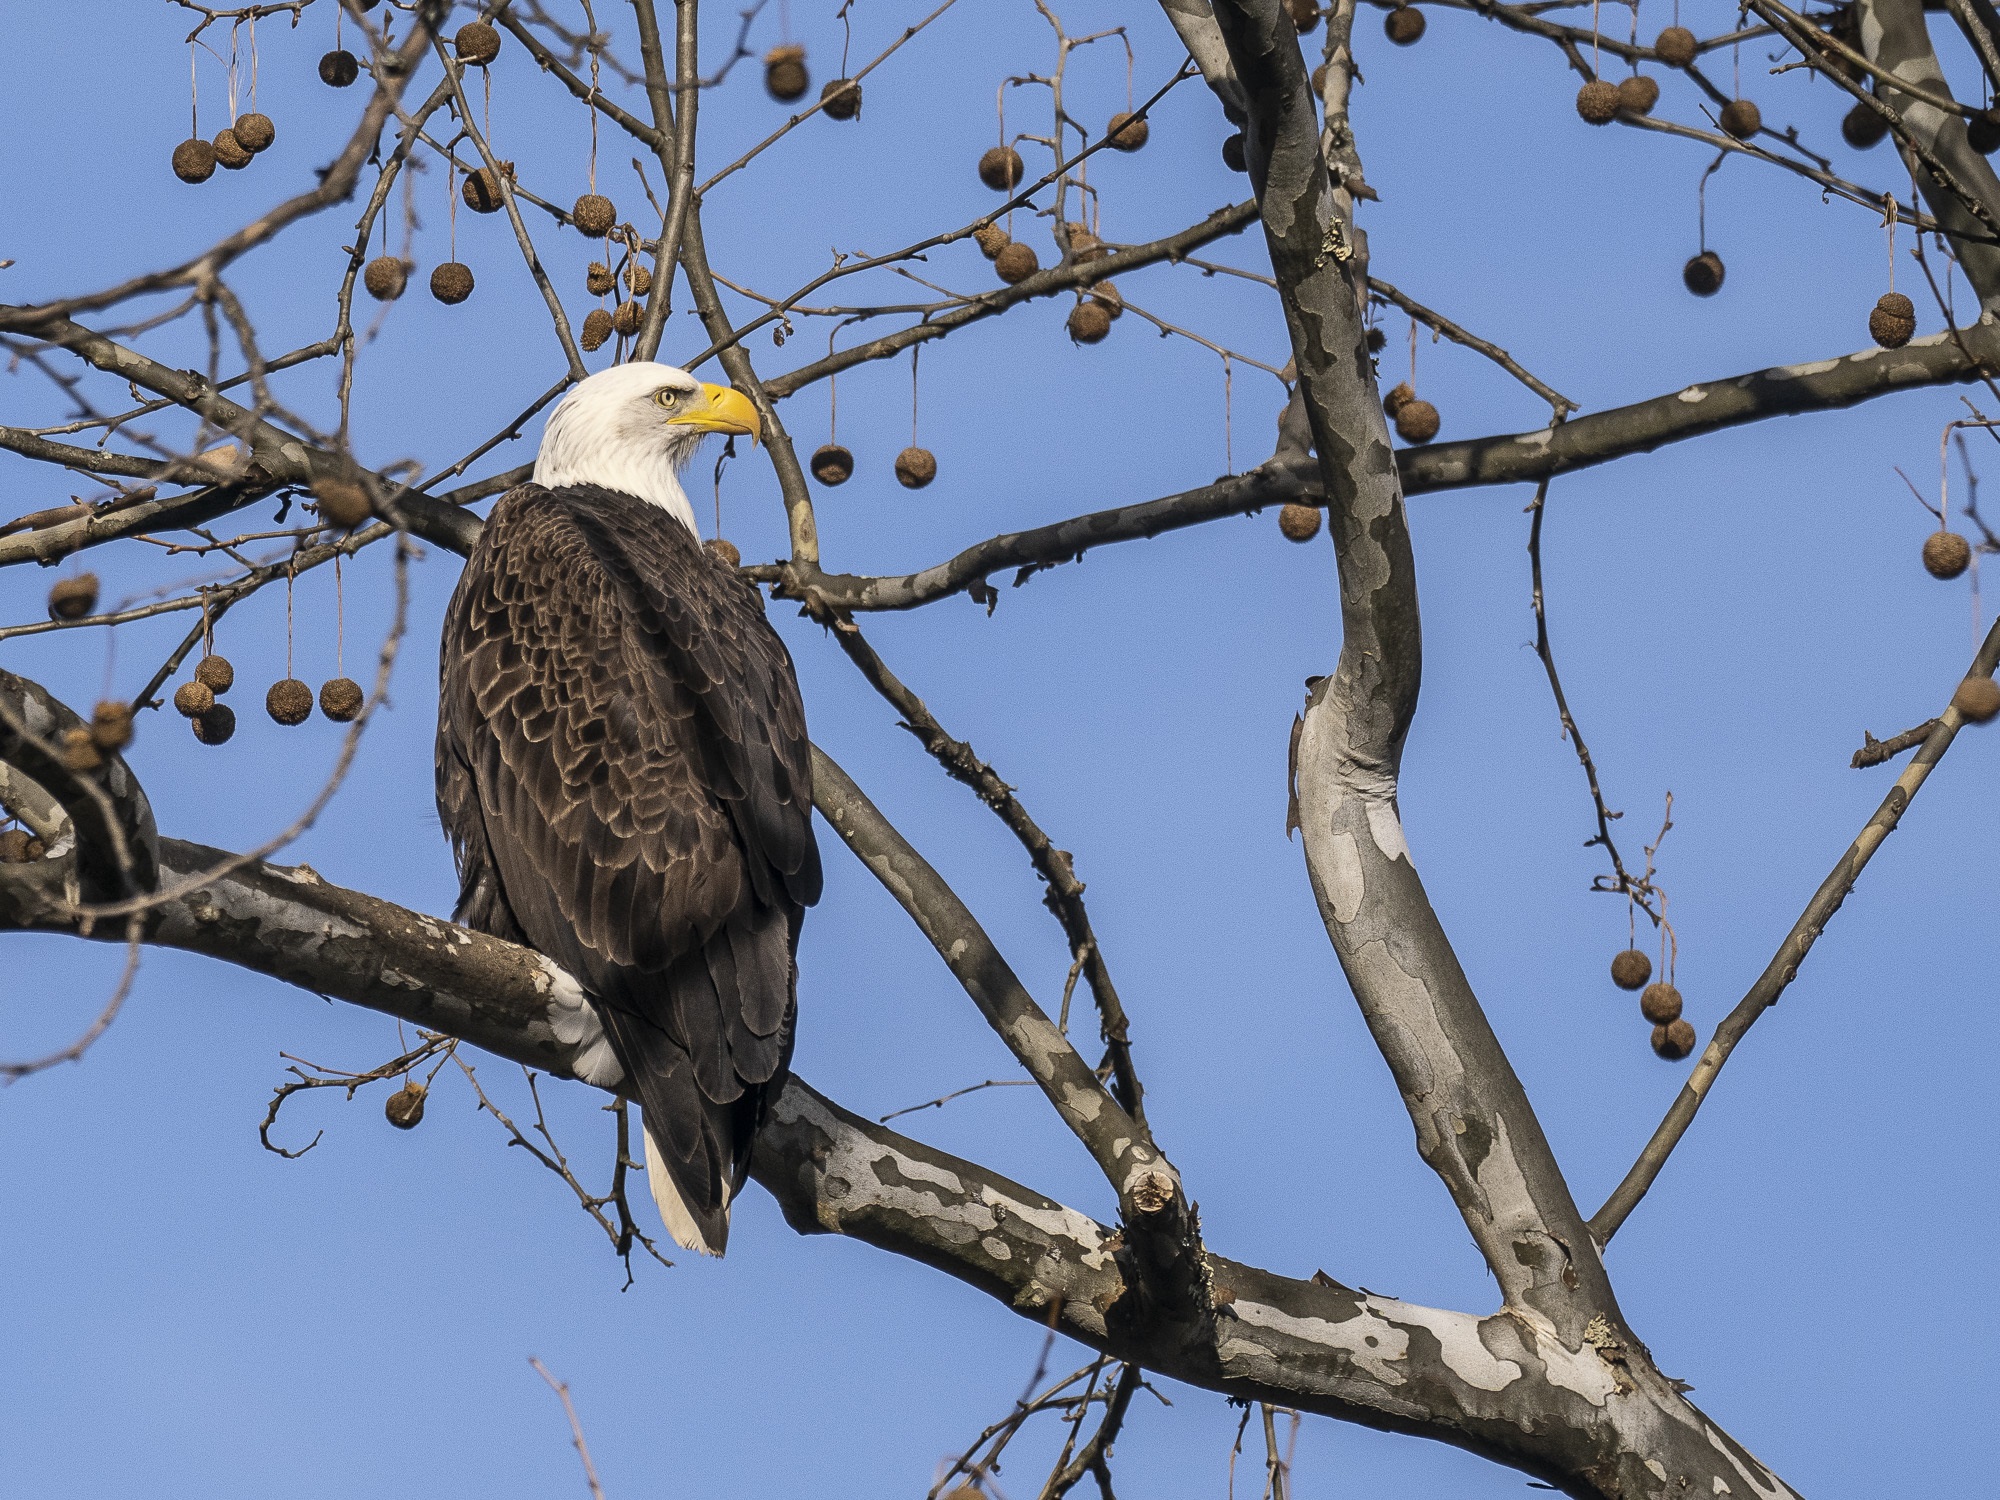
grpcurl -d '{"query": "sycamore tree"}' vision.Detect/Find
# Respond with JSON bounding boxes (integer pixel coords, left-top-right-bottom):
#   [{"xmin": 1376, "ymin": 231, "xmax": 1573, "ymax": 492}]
[{"xmin": 4, "ymin": 1, "xmax": 1996, "ymax": 1496}]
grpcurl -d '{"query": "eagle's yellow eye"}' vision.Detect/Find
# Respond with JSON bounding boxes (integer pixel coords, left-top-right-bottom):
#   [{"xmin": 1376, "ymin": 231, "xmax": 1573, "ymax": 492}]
[{"xmin": 653, "ymin": 388, "xmax": 682, "ymax": 410}]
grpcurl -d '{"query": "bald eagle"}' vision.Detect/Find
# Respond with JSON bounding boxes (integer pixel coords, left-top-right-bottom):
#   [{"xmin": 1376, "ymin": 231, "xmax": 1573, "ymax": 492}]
[{"xmin": 436, "ymin": 362, "xmax": 821, "ymax": 1256}]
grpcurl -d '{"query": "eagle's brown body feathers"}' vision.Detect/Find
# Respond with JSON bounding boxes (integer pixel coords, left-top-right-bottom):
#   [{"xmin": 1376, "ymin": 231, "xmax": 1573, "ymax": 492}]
[{"xmin": 437, "ymin": 481, "xmax": 819, "ymax": 1254}]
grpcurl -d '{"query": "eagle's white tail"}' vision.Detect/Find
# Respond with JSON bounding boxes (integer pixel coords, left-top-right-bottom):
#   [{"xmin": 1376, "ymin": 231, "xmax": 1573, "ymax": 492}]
[{"xmin": 644, "ymin": 1124, "xmax": 728, "ymax": 1257}]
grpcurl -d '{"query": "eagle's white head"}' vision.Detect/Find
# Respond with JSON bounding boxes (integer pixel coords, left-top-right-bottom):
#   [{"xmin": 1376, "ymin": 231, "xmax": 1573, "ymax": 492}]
[{"xmin": 533, "ymin": 361, "xmax": 762, "ymax": 535}]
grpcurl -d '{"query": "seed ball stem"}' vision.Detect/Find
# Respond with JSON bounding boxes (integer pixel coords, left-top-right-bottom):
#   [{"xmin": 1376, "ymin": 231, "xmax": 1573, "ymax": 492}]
[
  {"xmin": 580, "ymin": 307, "xmax": 614, "ymax": 352},
  {"xmin": 172, "ymin": 138, "xmax": 218, "ymax": 184},
  {"xmin": 765, "ymin": 45, "xmax": 809, "ymax": 103},
  {"xmin": 978, "ymin": 145, "xmax": 1024, "ymax": 191},
  {"xmin": 705, "ymin": 538, "xmax": 742, "ymax": 568},
  {"xmin": 234, "ymin": 112, "xmax": 275, "ymax": 153},
  {"xmin": 1616, "ymin": 74, "xmax": 1660, "ymax": 117},
  {"xmin": 430, "ymin": 262, "xmax": 475, "ymax": 305},
  {"xmin": 810, "ymin": 444, "xmax": 855, "ymax": 485},
  {"xmin": 267, "ymin": 678, "xmax": 314, "ymax": 726},
  {"xmin": 994, "ymin": 241, "xmax": 1039, "ymax": 284},
  {"xmin": 455, "ymin": 20, "xmax": 501, "ymax": 66},
  {"xmin": 1221, "ymin": 133, "xmax": 1248, "ymax": 172},
  {"xmin": 1610, "ymin": 948, "xmax": 1653, "ymax": 990},
  {"xmin": 1640, "ymin": 982, "xmax": 1684, "ymax": 1025},
  {"xmin": 1654, "ymin": 25, "xmax": 1697, "ymax": 68},
  {"xmin": 1384, "ymin": 5, "xmax": 1425, "ymax": 44},
  {"xmin": 1719, "ymin": 98, "xmax": 1761, "ymax": 139},
  {"xmin": 193, "ymin": 704, "xmax": 237, "ymax": 745},
  {"xmin": 363, "ymin": 256, "xmax": 408, "ymax": 302},
  {"xmin": 47, "ymin": 574, "xmax": 99, "ymax": 620},
  {"xmin": 1842, "ymin": 101, "xmax": 1890, "ymax": 150},
  {"xmin": 195, "ymin": 654, "xmax": 236, "ymax": 694},
  {"xmin": 319, "ymin": 677, "xmax": 364, "ymax": 722},
  {"xmin": 1394, "ymin": 398, "xmax": 1440, "ymax": 444},
  {"xmin": 1869, "ymin": 291, "xmax": 1915, "ymax": 349},
  {"xmin": 820, "ymin": 78, "xmax": 861, "ymax": 119},
  {"xmin": 1106, "ymin": 112, "xmax": 1149, "ymax": 151},
  {"xmin": 174, "ymin": 680, "xmax": 217, "ymax": 719},
  {"xmin": 1278, "ymin": 503, "xmax": 1322, "ymax": 542},
  {"xmin": 1952, "ymin": 675, "xmax": 2000, "ymax": 723},
  {"xmin": 572, "ymin": 193, "xmax": 617, "ymax": 237},
  {"xmin": 1651, "ymin": 1018, "xmax": 1698, "ymax": 1061},
  {"xmin": 462, "ymin": 166, "xmax": 507, "ymax": 213},
  {"xmin": 319, "ymin": 49, "xmax": 360, "ymax": 87},
  {"xmin": 1576, "ymin": 79, "xmax": 1619, "ymax": 125},
  {"xmin": 1923, "ymin": 529, "xmax": 1972, "ymax": 579},
  {"xmin": 895, "ymin": 447, "xmax": 938, "ymax": 489},
  {"xmin": 1682, "ymin": 250, "xmax": 1725, "ymax": 297},
  {"xmin": 213, "ymin": 128, "xmax": 253, "ymax": 170}
]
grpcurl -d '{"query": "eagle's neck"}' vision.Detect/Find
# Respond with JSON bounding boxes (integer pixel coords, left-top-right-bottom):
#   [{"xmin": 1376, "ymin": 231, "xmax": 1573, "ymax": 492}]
[{"xmin": 533, "ymin": 421, "xmax": 700, "ymax": 535}]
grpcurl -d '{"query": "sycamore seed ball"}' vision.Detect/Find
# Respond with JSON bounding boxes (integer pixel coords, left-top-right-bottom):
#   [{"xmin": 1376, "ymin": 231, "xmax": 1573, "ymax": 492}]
[
  {"xmin": 572, "ymin": 193, "xmax": 617, "ymax": 237},
  {"xmin": 1923, "ymin": 529, "xmax": 1972, "ymax": 579},
  {"xmin": 1222, "ymin": 133, "xmax": 1248, "ymax": 173},
  {"xmin": 1576, "ymin": 79, "xmax": 1619, "ymax": 126},
  {"xmin": 1289, "ymin": 0, "xmax": 1321, "ymax": 33},
  {"xmin": 1067, "ymin": 300, "xmax": 1112, "ymax": 344},
  {"xmin": 213, "ymin": 128, "xmax": 252, "ymax": 171},
  {"xmin": 1652, "ymin": 1018, "xmax": 1697, "ymax": 1061},
  {"xmin": 1382, "ymin": 381, "xmax": 1415, "ymax": 417},
  {"xmin": 611, "ymin": 299, "xmax": 643, "ymax": 337},
  {"xmin": 1090, "ymin": 281, "xmax": 1124, "ymax": 319},
  {"xmin": 1384, "ymin": 6, "xmax": 1425, "ymax": 45},
  {"xmin": 47, "ymin": 573, "xmax": 98, "ymax": 620},
  {"xmin": 1640, "ymin": 982, "xmax": 1684, "ymax": 1025},
  {"xmin": 978, "ymin": 145, "xmax": 1024, "ymax": 192},
  {"xmin": 1106, "ymin": 112, "xmax": 1149, "ymax": 152},
  {"xmin": 624, "ymin": 262, "xmax": 652, "ymax": 297},
  {"xmin": 363, "ymin": 256, "xmax": 407, "ymax": 302},
  {"xmin": 1970, "ymin": 108, "xmax": 2000, "ymax": 155},
  {"xmin": 705, "ymin": 537, "xmax": 742, "ymax": 568},
  {"xmin": 1617, "ymin": 74, "xmax": 1660, "ymax": 117},
  {"xmin": 0, "ymin": 830, "xmax": 35, "ymax": 863},
  {"xmin": 1720, "ymin": 98, "xmax": 1761, "ymax": 140},
  {"xmin": 319, "ymin": 677, "xmax": 364, "ymax": 722},
  {"xmin": 1952, "ymin": 675, "xmax": 2000, "ymax": 723},
  {"xmin": 587, "ymin": 262, "xmax": 615, "ymax": 295},
  {"xmin": 174, "ymin": 680, "xmax": 216, "ymax": 719},
  {"xmin": 765, "ymin": 45, "xmax": 809, "ymax": 103},
  {"xmin": 994, "ymin": 241, "xmax": 1039, "ymax": 284},
  {"xmin": 267, "ymin": 678, "xmax": 313, "ymax": 727},
  {"xmin": 1869, "ymin": 291, "xmax": 1915, "ymax": 349},
  {"xmin": 173, "ymin": 138, "xmax": 217, "ymax": 184},
  {"xmin": 1654, "ymin": 25, "xmax": 1697, "ymax": 68},
  {"xmin": 1278, "ymin": 503, "xmax": 1322, "ymax": 542},
  {"xmin": 895, "ymin": 446, "xmax": 938, "ymax": 489},
  {"xmin": 1843, "ymin": 102, "xmax": 1890, "ymax": 150},
  {"xmin": 91, "ymin": 700, "xmax": 134, "ymax": 753},
  {"xmin": 1683, "ymin": 250, "xmax": 1725, "ymax": 297},
  {"xmin": 973, "ymin": 223, "xmax": 1010, "ymax": 260},
  {"xmin": 312, "ymin": 477, "xmax": 372, "ymax": 529},
  {"xmin": 385, "ymin": 1083, "xmax": 427, "ymax": 1129},
  {"xmin": 455, "ymin": 20, "xmax": 501, "ymax": 66},
  {"xmin": 462, "ymin": 166, "xmax": 506, "ymax": 213},
  {"xmin": 810, "ymin": 444, "xmax": 855, "ymax": 485},
  {"xmin": 430, "ymin": 262, "xmax": 475, "ymax": 305},
  {"xmin": 580, "ymin": 307, "xmax": 614, "ymax": 352},
  {"xmin": 1365, "ymin": 326, "xmax": 1387, "ymax": 354},
  {"xmin": 1395, "ymin": 399, "xmax": 1440, "ymax": 444},
  {"xmin": 61, "ymin": 727, "xmax": 103, "ymax": 774},
  {"xmin": 319, "ymin": 49, "xmax": 360, "ymax": 88},
  {"xmin": 234, "ymin": 112, "xmax": 275, "ymax": 153},
  {"xmin": 820, "ymin": 78, "xmax": 861, "ymax": 120},
  {"xmin": 196, "ymin": 654, "xmax": 235, "ymax": 694},
  {"xmin": 1610, "ymin": 948, "xmax": 1653, "ymax": 990},
  {"xmin": 193, "ymin": 703, "xmax": 237, "ymax": 745}
]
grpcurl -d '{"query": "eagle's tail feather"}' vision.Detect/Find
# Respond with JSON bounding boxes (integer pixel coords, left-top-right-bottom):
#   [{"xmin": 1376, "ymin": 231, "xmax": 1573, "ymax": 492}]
[{"xmin": 644, "ymin": 1121, "xmax": 729, "ymax": 1257}]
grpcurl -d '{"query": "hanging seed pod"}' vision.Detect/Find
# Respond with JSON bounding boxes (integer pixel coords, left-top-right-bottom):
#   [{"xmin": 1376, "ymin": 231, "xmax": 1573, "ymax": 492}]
[
  {"xmin": 1611, "ymin": 948, "xmax": 1653, "ymax": 990},
  {"xmin": 611, "ymin": 299, "xmax": 643, "ymax": 337},
  {"xmin": 1651, "ymin": 1018, "xmax": 1697, "ymax": 1061},
  {"xmin": 1617, "ymin": 74, "xmax": 1660, "ymax": 117},
  {"xmin": 994, "ymin": 241, "xmax": 1039, "ymax": 284},
  {"xmin": 1682, "ymin": 250, "xmax": 1725, "ymax": 297},
  {"xmin": 196, "ymin": 654, "xmax": 235, "ymax": 694},
  {"xmin": 1365, "ymin": 326, "xmax": 1387, "ymax": 354},
  {"xmin": 385, "ymin": 1082, "xmax": 427, "ymax": 1129},
  {"xmin": 1311, "ymin": 61, "xmax": 1330, "ymax": 100},
  {"xmin": 455, "ymin": 21, "xmax": 501, "ymax": 66},
  {"xmin": 319, "ymin": 677, "xmax": 364, "ymax": 722},
  {"xmin": 1842, "ymin": 101, "xmax": 1890, "ymax": 150},
  {"xmin": 972, "ymin": 223, "xmax": 1011, "ymax": 259},
  {"xmin": 0, "ymin": 829, "xmax": 35, "ymax": 862},
  {"xmin": 174, "ymin": 680, "xmax": 217, "ymax": 719},
  {"xmin": 572, "ymin": 193, "xmax": 617, "ymax": 237},
  {"xmin": 1278, "ymin": 503, "xmax": 1322, "ymax": 542},
  {"xmin": 765, "ymin": 45, "xmax": 809, "ymax": 103},
  {"xmin": 810, "ymin": 444, "xmax": 855, "ymax": 485},
  {"xmin": 60, "ymin": 727, "xmax": 103, "ymax": 774},
  {"xmin": 233, "ymin": 112, "xmax": 275, "ymax": 153},
  {"xmin": 1576, "ymin": 79, "xmax": 1619, "ymax": 125},
  {"xmin": 193, "ymin": 704, "xmax": 237, "ymax": 745},
  {"xmin": 213, "ymin": 128, "xmax": 253, "ymax": 170},
  {"xmin": 1090, "ymin": 281, "xmax": 1124, "ymax": 319},
  {"xmin": 312, "ymin": 477, "xmax": 372, "ymax": 529},
  {"xmin": 1221, "ymin": 133, "xmax": 1248, "ymax": 172},
  {"xmin": 1384, "ymin": 6, "xmax": 1425, "ymax": 44},
  {"xmin": 705, "ymin": 538, "xmax": 742, "ymax": 568},
  {"xmin": 172, "ymin": 138, "xmax": 218, "ymax": 183},
  {"xmin": 1067, "ymin": 300, "xmax": 1112, "ymax": 344},
  {"xmin": 1381, "ymin": 381, "xmax": 1415, "ymax": 417},
  {"xmin": 1654, "ymin": 25, "xmax": 1697, "ymax": 68},
  {"xmin": 1290, "ymin": 0, "xmax": 1320, "ymax": 32},
  {"xmin": 1869, "ymin": 291, "xmax": 1915, "ymax": 348},
  {"xmin": 47, "ymin": 573, "xmax": 98, "ymax": 620},
  {"xmin": 624, "ymin": 262, "xmax": 652, "ymax": 297},
  {"xmin": 586, "ymin": 262, "xmax": 616, "ymax": 296},
  {"xmin": 462, "ymin": 165, "xmax": 507, "ymax": 213},
  {"xmin": 1106, "ymin": 111, "xmax": 1148, "ymax": 151},
  {"xmin": 978, "ymin": 145, "xmax": 1024, "ymax": 191},
  {"xmin": 1953, "ymin": 675, "xmax": 2000, "ymax": 723},
  {"xmin": 267, "ymin": 678, "xmax": 314, "ymax": 726},
  {"xmin": 1923, "ymin": 530, "xmax": 1972, "ymax": 579},
  {"xmin": 820, "ymin": 78, "xmax": 861, "ymax": 120},
  {"xmin": 319, "ymin": 49, "xmax": 360, "ymax": 87},
  {"xmin": 1064, "ymin": 223, "xmax": 1108, "ymax": 263},
  {"xmin": 1970, "ymin": 108, "xmax": 2000, "ymax": 155},
  {"xmin": 91, "ymin": 700, "xmax": 134, "ymax": 754},
  {"xmin": 1719, "ymin": 98, "xmax": 1761, "ymax": 139},
  {"xmin": 363, "ymin": 256, "xmax": 408, "ymax": 302},
  {"xmin": 1394, "ymin": 399, "xmax": 1440, "ymax": 444},
  {"xmin": 1640, "ymin": 982, "xmax": 1684, "ymax": 1025},
  {"xmin": 430, "ymin": 262, "xmax": 475, "ymax": 305},
  {"xmin": 580, "ymin": 307, "xmax": 614, "ymax": 352},
  {"xmin": 895, "ymin": 447, "xmax": 938, "ymax": 489}
]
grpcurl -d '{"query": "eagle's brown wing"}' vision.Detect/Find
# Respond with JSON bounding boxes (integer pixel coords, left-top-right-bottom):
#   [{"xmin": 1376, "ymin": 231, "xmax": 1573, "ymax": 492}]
[{"xmin": 436, "ymin": 482, "xmax": 819, "ymax": 1252}]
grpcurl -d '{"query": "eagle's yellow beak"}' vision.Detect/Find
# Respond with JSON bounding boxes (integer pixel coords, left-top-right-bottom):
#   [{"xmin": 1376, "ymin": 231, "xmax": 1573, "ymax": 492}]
[{"xmin": 670, "ymin": 383, "xmax": 762, "ymax": 446}]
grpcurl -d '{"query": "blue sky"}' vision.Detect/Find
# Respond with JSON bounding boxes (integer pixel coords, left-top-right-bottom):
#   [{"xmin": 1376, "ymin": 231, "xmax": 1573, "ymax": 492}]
[{"xmin": 3, "ymin": 2, "xmax": 1995, "ymax": 1496}]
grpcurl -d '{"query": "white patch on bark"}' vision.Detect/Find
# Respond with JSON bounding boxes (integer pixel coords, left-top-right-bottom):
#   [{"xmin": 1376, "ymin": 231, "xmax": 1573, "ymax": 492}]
[
  {"xmin": 1677, "ymin": 386, "xmax": 1707, "ymax": 404},
  {"xmin": 1227, "ymin": 1297, "xmax": 1411, "ymax": 1385},
  {"xmin": 1062, "ymin": 1083, "xmax": 1104, "ymax": 1121},
  {"xmin": 981, "ymin": 1236, "xmax": 1011, "ymax": 1260},
  {"xmin": 1364, "ymin": 799, "xmax": 1410, "ymax": 864},
  {"xmin": 1322, "ymin": 831, "xmax": 1364, "ymax": 922},
  {"xmin": 1647, "ymin": 1459, "xmax": 1669, "ymax": 1481},
  {"xmin": 1375, "ymin": 1300, "xmax": 1524, "ymax": 1392},
  {"xmin": 1778, "ymin": 358, "xmax": 1838, "ymax": 377},
  {"xmin": 1513, "ymin": 428, "xmax": 1555, "ymax": 449},
  {"xmin": 1703, "ymin": 1425, "xmax": 1789, "ymax": 1499}
]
